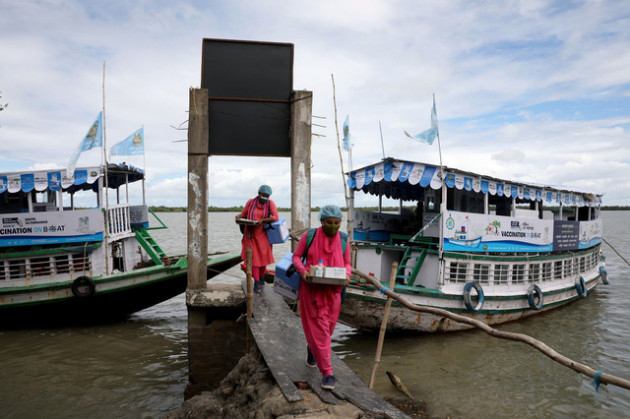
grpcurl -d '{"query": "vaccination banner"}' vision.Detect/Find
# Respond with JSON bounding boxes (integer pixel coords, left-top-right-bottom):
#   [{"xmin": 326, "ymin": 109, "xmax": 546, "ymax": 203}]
[
  {"xmin": 443, "ymin": 212, "xmax": 553, "ymax": 252},
  {"xmin": 0, "ymin": 209, "xmax": 103, "ymax": 247}
]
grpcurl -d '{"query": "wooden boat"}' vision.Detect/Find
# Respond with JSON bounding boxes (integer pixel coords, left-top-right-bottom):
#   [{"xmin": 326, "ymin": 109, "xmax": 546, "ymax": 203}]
[
  {"xmin": 0, "ymin": 163, "xmax": 240, "ymax": 326},
  {"xmin": 341, "ymin": 158, "xmax": 607, "ymax": 332}
]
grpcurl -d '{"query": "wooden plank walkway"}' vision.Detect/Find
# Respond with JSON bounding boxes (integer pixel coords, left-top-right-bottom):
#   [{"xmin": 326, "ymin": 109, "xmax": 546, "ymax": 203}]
[{"xmin": 243, "ymin": 281, "xmax": 409, "ymax": 419}]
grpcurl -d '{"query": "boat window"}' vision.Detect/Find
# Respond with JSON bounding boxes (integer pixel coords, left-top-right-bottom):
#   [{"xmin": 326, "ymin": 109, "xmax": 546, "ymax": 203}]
[
  {"xmin": 31, "ymin": 257, "xmax": 52, "ymax": 277},
  {"xmin": 33, "ymin": 191, "xmax": 57, "ymax": 212},
  {"xmin": 72, "ymin": 254, "xmax": 89, "ymax": 273},
  {"xmin": 513, "ymin": 264, "xmax": 525, "ymax": 284},
  {"xmin": 473, "ymin": 264, "xmax": 490, "ymax": 285},
  {"xmin": 448, "ymin": 262, "xmax": 468, "ymax": 283},
  {"xmin": 494, "ymin": 264, "xmax": 509, "ymax": 285},
  {"xmin": 542, "ymin": 263, "xmax": 552, "ymax": 281},
  {"xmin": 0, "ymin": 261, "xmax": 5, "ymax": 280},
  {"xmin": 554, "ymin": 261, "xmax": 563, "ymax": 279},
  {"xmin": 9, "ymin": 260, "xmax": 26, "ymax": 280},
  {"xmin": 529, "ymin": 264, "xmax": 540, "ymax": 283},
  {"xmin": 563, "ymin": 259, "xmax": 573, "ymax": 277},
  {"xmin": 55, "ymin": 255, "xmax": 70, "ymax": 274},
  {"xmin": 579, "ymin": 257, "xmax": 586, "ymax": 273},
  {"xmin": 0, "ymin": 192, "xmax": 29, "ymax": 214}
]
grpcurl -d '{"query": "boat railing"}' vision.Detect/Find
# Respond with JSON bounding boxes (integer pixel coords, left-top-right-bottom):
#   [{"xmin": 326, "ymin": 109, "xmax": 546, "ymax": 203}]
[
  {"xmin": 107, "ymin": 203, "xmax": 132, "ymax": 240},
  {"xmin": 409, "ymin": 213, "xmax": 441, "ymax": 243}
]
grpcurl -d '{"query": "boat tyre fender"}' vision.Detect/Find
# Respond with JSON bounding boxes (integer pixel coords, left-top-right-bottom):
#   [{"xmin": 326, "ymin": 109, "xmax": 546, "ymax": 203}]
[
  {"xmin": 463, "ymin": 281, "xmax": 484, "ymax": 312},
  {"xmin": 526, "ymin": 285, "xmax": 544, "ymax": 310},
  {"xmin": 599, "ymin": 266, "xmax": 609, "ymax": 285},
  {"xmin": 575, "ymin": 276, "xmax": 588, "ymax": 298},
  {"xmin": 71, "ymin": 276, "xmax": 95, "ymax": 298}
]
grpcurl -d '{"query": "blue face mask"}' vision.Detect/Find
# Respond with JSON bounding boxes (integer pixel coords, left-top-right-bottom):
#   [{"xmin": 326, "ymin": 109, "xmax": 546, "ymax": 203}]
[{"xmin": 258, "ymin": 196, "xmax": 269, "ymax": 203}]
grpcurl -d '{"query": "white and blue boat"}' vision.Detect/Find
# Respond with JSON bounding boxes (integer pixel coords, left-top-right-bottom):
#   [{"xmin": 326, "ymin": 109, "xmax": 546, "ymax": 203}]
[
  {"xmin": 341, "ymin": 158, "xmax": 607, "ymax": 332},
  {"xmin": 0, "ymin": 163, "xmax": 240, "ymax": 326}
]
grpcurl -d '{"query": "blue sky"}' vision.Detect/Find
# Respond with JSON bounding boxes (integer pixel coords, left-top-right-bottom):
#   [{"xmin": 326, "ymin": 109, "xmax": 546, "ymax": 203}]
[{"xmin": 1, "ymin": 0, "xmax": 629, "ymax": 208}]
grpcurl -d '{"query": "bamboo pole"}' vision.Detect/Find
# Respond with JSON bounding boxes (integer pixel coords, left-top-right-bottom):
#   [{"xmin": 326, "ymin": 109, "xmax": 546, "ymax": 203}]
[
  {"xmin": 352, "ymin": 268, "xmax": 630, "ymax": 392},
  {"xmin": 330, "ymin": 74, "xmax": 352, "ymax": 241},
  {"xmin": 369, "ymin": 261, "xmax": 398, "ymax": 389},
  {"xmin": 603, "ymin": 238, "xmax": 630, "ymax": 268},
  {"xmin": 246, "ymin": 248, "xmax": 253, "ymax": 318}
]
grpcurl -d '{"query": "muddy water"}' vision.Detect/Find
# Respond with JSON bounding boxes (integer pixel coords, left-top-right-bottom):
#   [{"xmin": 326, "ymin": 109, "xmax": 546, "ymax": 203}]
[{"xmin": 1, "ymin": 211, "xmax": 629, "ymax": 418}]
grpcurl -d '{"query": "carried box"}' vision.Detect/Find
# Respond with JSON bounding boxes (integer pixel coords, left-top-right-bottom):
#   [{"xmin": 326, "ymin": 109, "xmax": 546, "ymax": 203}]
[
  {"xmin": 306, "ymin": 266, "xmax": 347, "ymax": 286},
  {"xmin": 274, "ymin": 252, "xmax": 300, "ymax": 300},
  {"xmin": 266, "ymin": 218, "xmax": 289, "ymax": 244}
]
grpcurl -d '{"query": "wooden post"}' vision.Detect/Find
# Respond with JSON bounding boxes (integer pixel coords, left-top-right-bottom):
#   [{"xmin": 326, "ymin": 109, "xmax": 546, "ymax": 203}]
[
  {"xmin": 246, "ymin": 248, "xmax": 253, "ymax": 318},
  {"xmin": 290, "ymin": 90, "xmax": 312, "ymax": 251},
  {"xmin": 368, "ymin": 261, "xmax": 398, "ymax": 389},
  {"xmin": 187, "ymin": 88, "xmax": 209, "ymax": 289}
]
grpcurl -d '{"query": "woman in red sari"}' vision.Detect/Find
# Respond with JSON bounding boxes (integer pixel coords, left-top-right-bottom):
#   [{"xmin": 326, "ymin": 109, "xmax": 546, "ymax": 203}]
[
  {"xmin": 291, "ymin": 205, "xmax": 351, "ymax": 390},
  {"xmin": 235, "ymin": 185, "xmax": 278, "ymax": 292}
]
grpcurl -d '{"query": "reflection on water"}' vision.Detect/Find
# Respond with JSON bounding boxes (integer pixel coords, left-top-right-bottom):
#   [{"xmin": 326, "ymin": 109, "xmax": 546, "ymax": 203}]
[{"xmin": 1, "ymin": 211, "xmax": 630, "ymax": 418}]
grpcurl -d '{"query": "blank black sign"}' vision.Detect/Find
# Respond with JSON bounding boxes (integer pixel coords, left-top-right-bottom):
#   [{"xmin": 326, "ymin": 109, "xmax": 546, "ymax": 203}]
[{"xmin": 201, "ymin": 39, "xmax": 294, "ymax": 156}]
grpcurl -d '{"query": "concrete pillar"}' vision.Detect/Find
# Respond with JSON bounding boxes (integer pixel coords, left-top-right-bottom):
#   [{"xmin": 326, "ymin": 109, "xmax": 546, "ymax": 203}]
[
  {"xmin": 187, "ymin": 88, "xmax": 209, "ymax": 289},
  {"xmin": 290, "ymin": 90, "xmax": 312, "ymax": 251}
]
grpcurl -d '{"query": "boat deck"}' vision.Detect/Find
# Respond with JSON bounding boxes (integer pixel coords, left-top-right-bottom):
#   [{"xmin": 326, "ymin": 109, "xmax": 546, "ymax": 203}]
[{"xmin": 242, "ymin": 281, "xmax": 408, "ymax": 419}]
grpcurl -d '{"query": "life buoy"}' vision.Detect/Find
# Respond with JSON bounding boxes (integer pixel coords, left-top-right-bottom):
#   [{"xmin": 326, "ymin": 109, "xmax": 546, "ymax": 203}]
[
  {"xmin": 463, "ymin": 281, "xmax": 484, "ymax": 312},
  {"xmin": 526, "ymin": 285, "xmax": 544, "ymax": 310},
  {"xmin": 71, "ymin": 276, "xmax": 95, "ymax": 298},
  {"xmin": 599, "ymin": 266, "xmax": 609, "ymax": 285},
  {"xmin": 575, "ymin": 276, "xmax": 588, "ymax": 298}
]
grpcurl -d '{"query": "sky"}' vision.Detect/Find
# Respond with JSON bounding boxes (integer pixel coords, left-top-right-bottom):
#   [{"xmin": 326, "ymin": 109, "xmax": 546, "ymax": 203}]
[{"xmin": 1, "ymin": 0, "xmax": 629, "ymax": 209}]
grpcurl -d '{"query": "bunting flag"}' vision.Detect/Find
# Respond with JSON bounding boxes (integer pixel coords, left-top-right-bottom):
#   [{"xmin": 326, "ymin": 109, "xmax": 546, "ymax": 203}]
[
  {"xmin": 404, "ymin": 95, "xmax": 439, "ymax": 145},
  {"xmin": 67, "ymin": 112, "xmax": 103, "ymax": 177},
  {"xmin": 110, "ymin": 127, "xmax": 144, "ymax": 156},
  {"xmin": 342, "ymin": 116, "xmax": 352, "ymax": 151}
]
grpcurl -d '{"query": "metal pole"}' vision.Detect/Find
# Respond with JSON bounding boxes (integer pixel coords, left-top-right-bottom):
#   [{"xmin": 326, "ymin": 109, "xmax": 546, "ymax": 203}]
[{"xmin": 246, "ymin": 248, "xmax": 253, "ymax": 318}]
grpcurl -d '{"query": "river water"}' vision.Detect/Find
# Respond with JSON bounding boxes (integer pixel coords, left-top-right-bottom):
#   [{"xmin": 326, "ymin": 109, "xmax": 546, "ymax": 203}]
[{"xmin": 1, "ymin": 211, "xmax": 629, "ymax": 418}]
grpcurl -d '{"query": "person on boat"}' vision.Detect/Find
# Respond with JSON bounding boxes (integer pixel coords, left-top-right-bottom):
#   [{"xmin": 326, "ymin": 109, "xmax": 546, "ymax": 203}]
[
  {"xmin": 235, "ymin": 185, "xmax": 279, "ymax": 293},
  {"xmin": 291, "ymin": 204, "xmax": 351, "ymax": 391}
]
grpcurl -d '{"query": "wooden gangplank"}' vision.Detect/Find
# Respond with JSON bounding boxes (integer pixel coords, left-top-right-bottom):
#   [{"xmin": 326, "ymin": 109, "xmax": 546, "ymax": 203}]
[{"xmin": 243, "ymin": 281, "xmax": 409, "ymax": 419}]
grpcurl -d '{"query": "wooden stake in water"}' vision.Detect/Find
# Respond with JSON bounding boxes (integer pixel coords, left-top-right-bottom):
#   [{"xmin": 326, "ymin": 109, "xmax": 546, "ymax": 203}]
[
  {"xmin": 368, "ymin": 261, "xmax": 398, "ymax": 389},
  {"xmin": 246, "ymin": 248, "xmax": 253, "ymax": 318}
]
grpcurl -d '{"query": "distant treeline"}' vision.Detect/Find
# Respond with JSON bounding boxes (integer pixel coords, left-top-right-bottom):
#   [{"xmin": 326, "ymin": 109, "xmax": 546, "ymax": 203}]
[{"xmin": 149, "ymin": 205, "xmax": 630, "ymax": 213}]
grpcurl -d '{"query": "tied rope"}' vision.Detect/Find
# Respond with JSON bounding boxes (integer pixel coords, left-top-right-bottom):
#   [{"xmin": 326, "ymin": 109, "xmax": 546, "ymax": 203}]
[
  {"xmin": 379, "ymin": 286, "xmax": 390, "ymax": 295},
  {"xmin": 593, "ymin": 371, "xmax": 605, "ymax": 393}
]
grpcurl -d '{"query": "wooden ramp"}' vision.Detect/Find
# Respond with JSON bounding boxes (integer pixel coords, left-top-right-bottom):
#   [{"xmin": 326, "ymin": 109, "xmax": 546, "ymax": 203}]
[{"xmin": 243, "ymin": 281, "xmax": 408, "ymax": 419}]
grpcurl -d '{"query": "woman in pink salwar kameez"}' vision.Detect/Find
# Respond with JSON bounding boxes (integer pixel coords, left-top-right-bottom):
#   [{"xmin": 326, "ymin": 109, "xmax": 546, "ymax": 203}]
[
  {"xmin": 235, "ymin": 185, "xmax": 278, "ymax": 293},
  {"xmin": 291, "ymin": 205, "xmax": 351, "ymax": 390}
]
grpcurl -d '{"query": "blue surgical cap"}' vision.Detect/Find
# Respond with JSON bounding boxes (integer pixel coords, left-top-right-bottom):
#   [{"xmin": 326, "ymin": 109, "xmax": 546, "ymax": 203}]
[
  {"xmin": 319, "ymin": 204, "xmax": 343, "ymax": 220},
  {"xmin": 258, "ymin": 185, "xmax": 272, "ymax": 195}
]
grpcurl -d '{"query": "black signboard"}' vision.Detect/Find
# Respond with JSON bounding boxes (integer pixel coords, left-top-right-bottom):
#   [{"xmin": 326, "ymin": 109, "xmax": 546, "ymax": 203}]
[
  {"xmin": 553, "ymin": 220, "xmax": 579, "ymax": 251},
  {"xmin": 201, "ymin": 39, "xmax": 294, "ymax": 156}
]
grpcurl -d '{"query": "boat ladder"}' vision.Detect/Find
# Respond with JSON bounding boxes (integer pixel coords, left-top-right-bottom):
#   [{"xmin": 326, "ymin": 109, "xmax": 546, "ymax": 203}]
[
  {"xmin": 135, "ymin": 228, "xmax": 167, "ymax": 265},
  {"xmin": 395, "ymin": 247, "xmax": 427, "ymax": 285}
]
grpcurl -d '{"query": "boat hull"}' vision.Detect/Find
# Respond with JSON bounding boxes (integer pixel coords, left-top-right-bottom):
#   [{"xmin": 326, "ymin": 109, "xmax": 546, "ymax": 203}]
[
  {"xmin": 339, "ymin": 274, "xmax": 602, "ymax": 333},
  {"xmin": 0, "ymin": 254, "xmax": 241, "ymax": 327}
]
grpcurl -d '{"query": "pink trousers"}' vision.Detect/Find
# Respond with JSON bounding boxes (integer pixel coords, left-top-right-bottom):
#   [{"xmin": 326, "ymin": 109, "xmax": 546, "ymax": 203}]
[{"xmin": 299, "ymin": 282, "xmax": 341, "ymax": 376}]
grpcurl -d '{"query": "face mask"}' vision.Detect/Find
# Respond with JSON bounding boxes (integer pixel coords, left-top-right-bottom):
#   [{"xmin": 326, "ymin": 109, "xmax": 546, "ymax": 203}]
[
  {"xmin": 322, "ymin": 224, "xmax": 340, "ymax": 237},
  {"xmin": 258, "ymin": 196, "xmax": 268, "ymax": 203}
]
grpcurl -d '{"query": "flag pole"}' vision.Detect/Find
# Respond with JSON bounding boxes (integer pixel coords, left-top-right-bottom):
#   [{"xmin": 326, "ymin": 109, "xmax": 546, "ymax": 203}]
[
  {"xmin": 102, "ymin": 61, "xmax": 110, "ymax": 276},
  {"xmin": 433, "ymin": 93, "xmax": 446, "ymax": 263},
  {"xmin": 331, "ymin": 74, "xmax": 353, "ymax": 241},
  {"xmin": 142, "ymin": 125, "xmax": 146, "ymax": 205}
]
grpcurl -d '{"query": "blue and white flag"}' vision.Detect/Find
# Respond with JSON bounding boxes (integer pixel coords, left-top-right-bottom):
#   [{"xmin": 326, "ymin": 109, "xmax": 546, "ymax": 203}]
[
  {"xmin": 342, "ymin": 116, "xmax": 352, "ymax": 151},
  {"xmin": 404, "ymin": 95, "xmax": 439, "ymax": 145},
  {"xmin": 67, "ymin": 112, "xmax": 103, "ymax": 177},
  {"xmin": 110, "ymin": 127, "xmax": 144, "ymax": 156}
]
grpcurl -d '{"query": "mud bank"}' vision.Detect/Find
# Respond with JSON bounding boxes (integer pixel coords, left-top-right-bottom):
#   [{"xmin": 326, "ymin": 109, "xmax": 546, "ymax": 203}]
[{"xmin": 167, "ymin": 345, "xmax": 400, "ymax": 419}]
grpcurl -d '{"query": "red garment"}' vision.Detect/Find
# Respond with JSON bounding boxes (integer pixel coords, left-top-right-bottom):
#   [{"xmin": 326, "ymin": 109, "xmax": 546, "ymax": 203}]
[
  {"xmin": 292, "ymin": 227, "xmax": 351, "ymax": 376},
  {"xmin": 238, "ymin": 198, "xmax": 279, "ymax": 267}
]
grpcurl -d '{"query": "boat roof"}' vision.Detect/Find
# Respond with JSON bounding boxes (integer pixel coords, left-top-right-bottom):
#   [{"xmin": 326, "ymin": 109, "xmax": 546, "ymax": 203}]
[
  {"xmin": 0, "ymin": 163, "xmax": 145, "ymax": 195},
  {"xmin": 346, "ymin": 158, "xmax": 602, "ymax": 207}
]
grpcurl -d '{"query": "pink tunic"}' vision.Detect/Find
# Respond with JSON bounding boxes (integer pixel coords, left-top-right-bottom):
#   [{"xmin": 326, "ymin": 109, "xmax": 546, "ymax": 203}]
[
  {"xmin": 292, "ymin": 227, "xmax": 351, "ymax": 377},
  {"xmin": 238, "ymin": 198, "xmax": 279, "ymax": 267}
]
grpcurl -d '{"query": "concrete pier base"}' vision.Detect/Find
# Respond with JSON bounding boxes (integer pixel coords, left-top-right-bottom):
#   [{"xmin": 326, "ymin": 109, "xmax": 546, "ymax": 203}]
[{"xmin": 185, "ymin": 284, "xmax": 247, "ymax": 399}]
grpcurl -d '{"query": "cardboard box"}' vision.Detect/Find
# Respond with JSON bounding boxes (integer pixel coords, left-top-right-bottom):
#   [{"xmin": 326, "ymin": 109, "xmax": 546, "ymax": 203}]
[
  {"xmin": 273, "ymin": 252, "xmax": 300, "ymax": 300},
  {"xmin": 266, "ymin": 218, "xmax": 289, "ymax": 244},
  {"xmin": 306, "ymin": 265, "xmax": 347, "ymax": 285}
]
